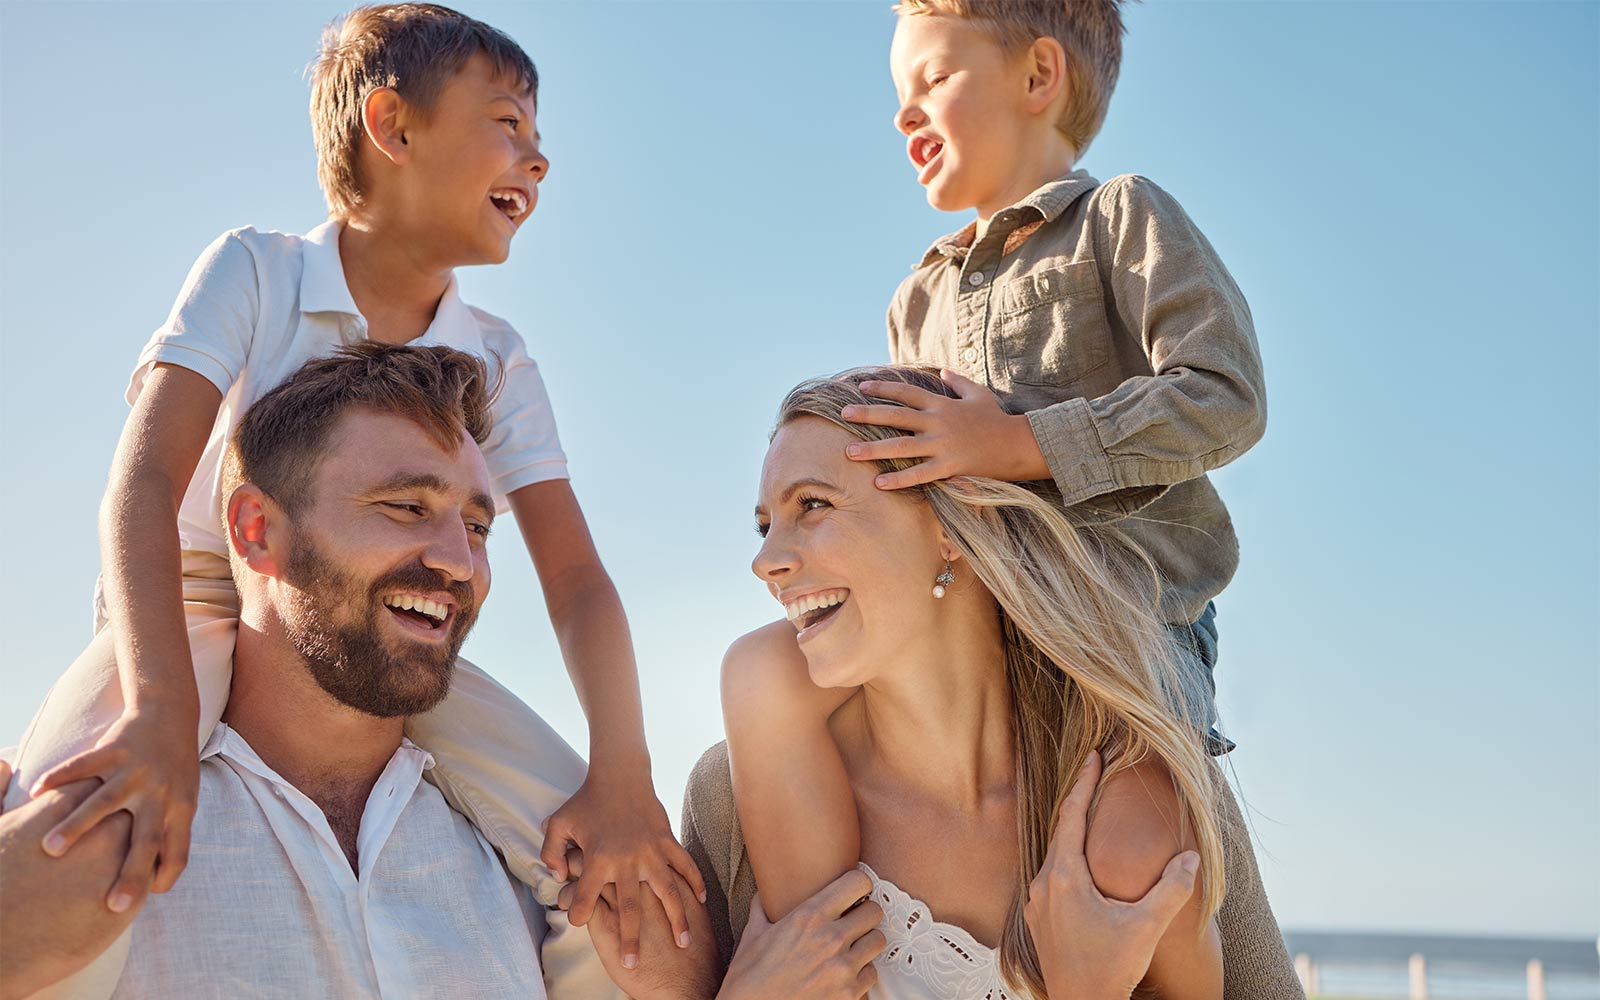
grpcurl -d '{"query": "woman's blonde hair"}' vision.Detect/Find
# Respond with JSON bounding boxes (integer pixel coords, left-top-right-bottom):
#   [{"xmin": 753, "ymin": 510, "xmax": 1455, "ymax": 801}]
[{"xmin": 776, "ymin": 367, "xmax": 1224, "ymax": 1000}]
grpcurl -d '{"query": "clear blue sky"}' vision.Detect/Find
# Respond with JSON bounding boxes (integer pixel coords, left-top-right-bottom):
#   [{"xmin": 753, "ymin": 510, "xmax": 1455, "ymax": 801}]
[{"xmin": 2, "ymin": 1, "xmax": 1595, "ymax": 938}]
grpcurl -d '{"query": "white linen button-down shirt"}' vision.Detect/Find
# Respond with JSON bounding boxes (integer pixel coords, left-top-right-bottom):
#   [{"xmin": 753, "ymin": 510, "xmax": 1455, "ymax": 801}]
[{"xmin": 86, "ymin": 725, "xmax": 611, "ymax": 999}]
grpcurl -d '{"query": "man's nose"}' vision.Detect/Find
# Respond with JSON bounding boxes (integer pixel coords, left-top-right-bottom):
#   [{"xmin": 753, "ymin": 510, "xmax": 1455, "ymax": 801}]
[{"xmin": 420, "ymin": 519, "xmax": 475, "ymax": 583}]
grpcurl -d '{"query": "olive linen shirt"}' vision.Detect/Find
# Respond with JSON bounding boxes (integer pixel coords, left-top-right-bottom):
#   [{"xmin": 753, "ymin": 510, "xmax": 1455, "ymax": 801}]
[{"xmin": 887, "ymin": 171, "xmax": 1265, "ymax": 625}]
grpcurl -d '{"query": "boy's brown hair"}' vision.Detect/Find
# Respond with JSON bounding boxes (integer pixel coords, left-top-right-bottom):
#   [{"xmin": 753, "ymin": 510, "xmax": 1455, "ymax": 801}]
[
  {"xmin": 894, "ymin": 0, "xmax": 1125, "ymax": 157},
  {"xmin": 221, "ymin": 343, "xmax": 496, "ymax": 521},
  {"xmin": 309, "ymin": 3, "xmax": 538, "ymax": 218}
]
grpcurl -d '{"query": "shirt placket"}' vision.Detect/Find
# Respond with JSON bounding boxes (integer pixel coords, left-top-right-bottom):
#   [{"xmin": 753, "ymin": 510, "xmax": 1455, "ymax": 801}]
[
  {"xmin": 953, "ymin": 215, "xmax": 1024, "ymax": 388},
  {"xmin": 953, "ymin": 247, "xmax": 996, "ymax": 384}
]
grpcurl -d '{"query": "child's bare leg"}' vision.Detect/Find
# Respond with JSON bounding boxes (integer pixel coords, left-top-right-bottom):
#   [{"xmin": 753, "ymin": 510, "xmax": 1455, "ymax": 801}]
[
  {"xmin": 721, "ymin": 620, "xmax": 858, "ymax": 920},
  {"xmin": 403, "ymin": 655, "xmax": 589, "ymax": 906}
]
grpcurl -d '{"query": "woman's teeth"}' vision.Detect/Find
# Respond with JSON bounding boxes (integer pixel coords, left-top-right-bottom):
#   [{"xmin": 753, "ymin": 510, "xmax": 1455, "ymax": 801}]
[{"xmin": 784, "ymin": 590, "xmax": 848, "ymax": 623}]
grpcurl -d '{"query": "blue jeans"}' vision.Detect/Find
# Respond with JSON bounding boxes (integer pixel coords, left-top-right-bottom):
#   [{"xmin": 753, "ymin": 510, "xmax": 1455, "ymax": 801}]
[{"xmin": 1163, "ymin": 601, "xmax": 1235, "ymax": 756}]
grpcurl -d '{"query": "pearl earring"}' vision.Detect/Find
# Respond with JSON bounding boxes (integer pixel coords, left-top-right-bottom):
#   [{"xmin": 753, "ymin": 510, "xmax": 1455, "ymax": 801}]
[{"xmin": 933, "ymin": 562, "xmax": 955, "ymax": 599}]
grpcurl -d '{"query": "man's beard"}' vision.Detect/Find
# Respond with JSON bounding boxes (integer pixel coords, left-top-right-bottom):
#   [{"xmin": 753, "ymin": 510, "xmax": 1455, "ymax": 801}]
[{"xmin": 279, "ymin": 531, "xmax": 478, "ymax": 718}]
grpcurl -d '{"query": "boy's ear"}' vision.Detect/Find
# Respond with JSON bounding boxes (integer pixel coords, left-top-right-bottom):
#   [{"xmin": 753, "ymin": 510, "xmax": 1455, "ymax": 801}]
[
  {"xmin": 227, "ymin": 484, "xmax": 286, "ymax": 580},
  {"xmin": 361, "ymin": 86, "xmax": 411, "ymax": 165},
  {"xmin": 1023, "ymin": 36, "xmax": 1069, "ymax": 115}
]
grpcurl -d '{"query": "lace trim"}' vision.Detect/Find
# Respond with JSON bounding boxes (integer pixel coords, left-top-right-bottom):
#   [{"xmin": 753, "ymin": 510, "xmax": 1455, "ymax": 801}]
[{"xmin": 860, "ymin": 863, "xmax": 1013, "ymax": 1000}]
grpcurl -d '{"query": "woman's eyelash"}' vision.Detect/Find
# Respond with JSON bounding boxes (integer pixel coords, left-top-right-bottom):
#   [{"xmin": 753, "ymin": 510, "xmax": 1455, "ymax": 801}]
[{"xmin": 753, "ymin": 496, "xmax": 831, "ymax": 537}]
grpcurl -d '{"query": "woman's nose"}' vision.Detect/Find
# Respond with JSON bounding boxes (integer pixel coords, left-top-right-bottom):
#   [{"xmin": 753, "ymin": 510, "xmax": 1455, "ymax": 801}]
[{"xmin": 751, "ymin": 529, "xmax": 796, "ymax": 583}]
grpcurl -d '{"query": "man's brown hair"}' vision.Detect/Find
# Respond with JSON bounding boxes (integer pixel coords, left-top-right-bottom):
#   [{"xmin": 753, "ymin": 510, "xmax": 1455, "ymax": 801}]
[
  {"xmin": 309, "ymin": 3, "xmax": 538, "ymax": 218},
  {"xmin": 221, "ymin": 343, "xmax": 496, "ymax": 520},
  {"xmin": 894, "ymin": 0, "xmax": 1126, "ymax": 157}
]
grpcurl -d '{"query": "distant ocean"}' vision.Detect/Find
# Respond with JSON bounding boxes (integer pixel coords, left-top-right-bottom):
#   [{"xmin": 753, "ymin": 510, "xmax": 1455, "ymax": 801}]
[{"xmin": 1283, "ymin": 932, "xmax": 1600, "ymax": 1000}]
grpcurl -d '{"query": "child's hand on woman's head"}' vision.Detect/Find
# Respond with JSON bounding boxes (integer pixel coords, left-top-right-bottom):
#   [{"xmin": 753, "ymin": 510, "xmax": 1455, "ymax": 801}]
[
  {"xmin": 841, "ymin": 370, "xmax": 1051, "ymax": 487},
  {"xmin": 30, "ymin": 705, "xmax": 200, "ymax": 913},
  {"xmin": 541, "ymin": 767, "xmax": 708, "ymax": 970}
]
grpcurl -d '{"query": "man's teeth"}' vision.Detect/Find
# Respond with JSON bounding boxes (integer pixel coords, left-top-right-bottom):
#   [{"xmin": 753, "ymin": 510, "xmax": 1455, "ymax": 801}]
[
  {"xmin": 490, "ymin": 190, "xmax": 528, "ymax": 217},
  {"xmin": 383, "ymin": 594, "xmax": 448, "ymax": 622},
  {"xmin": 783, "ymin": 591, "xmax": 848, "ymax": 622}
]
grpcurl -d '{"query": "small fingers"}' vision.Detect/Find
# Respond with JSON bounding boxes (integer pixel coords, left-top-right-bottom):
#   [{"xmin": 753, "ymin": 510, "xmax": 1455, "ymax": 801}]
[
  {"xmin": 564, "ymin": 872, "xmax": 605, "ymax": 928},
  {"xmin": 845, "ymin": 436, "xmax": 932, "ymax": 463},
  {"xmin": 31, "ymin": 747, "xmax": 117, "ymax": 796},
  {"xmin": 646, "ymin": 868, "xmax": 692, "ymax": 948},
  {"xmin": 0, "ymin": 758, "xmax": 13, "ymax": 797},
  {"xmin": 872, "ymin": 461, "xmax": 947, "ymax": 491},
  {"xmin": 108, "ymin": 814, "xmax": 163, "ymax": 913},
  {"xmin": 938, "ymin": 368, "xmax": 986, "ymax": 397},
  {"xmin": 665, "ymin": 841, "xmax": 708, "ymax": 904},
  {"xmin": 150, "ymin": 820, "xmax": 193, "ymax": 894},
  {"xmin": 617, "ymin": 879, "xmax": 642, "ymax": 970},
  {"xmin": 539, "ymin": 815, "xmax": 574, "ymax": 879},
  {"xmin": 857, "ymin": 380, "xmax": 943, "ymax": 408},
  {"xmin": 41, "ymin": 780, "xmax": 127, "ymax": 857},
  {"xmin": 839, "ymin": 403, "xmax": 928, "ymax": 432}
]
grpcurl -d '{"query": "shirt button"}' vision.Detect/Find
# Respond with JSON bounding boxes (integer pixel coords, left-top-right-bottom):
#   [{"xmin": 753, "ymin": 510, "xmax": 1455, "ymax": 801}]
[
  {"xmin": 968, "ymin": 272, "xmax": 985, "ymax": 286},
  {"xmin": 962, "ymin": 347, "xmax": 979, "ymax": 364}
]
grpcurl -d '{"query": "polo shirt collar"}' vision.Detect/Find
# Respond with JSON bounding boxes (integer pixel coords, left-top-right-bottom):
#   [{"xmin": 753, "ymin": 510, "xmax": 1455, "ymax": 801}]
[
  {"xmin": 298, "ymin": 220, "xmax": 487, "ymax": 357},
  {"xmin": 916, "ymin": 169, "xmax": 1100, "ymax": 268}
]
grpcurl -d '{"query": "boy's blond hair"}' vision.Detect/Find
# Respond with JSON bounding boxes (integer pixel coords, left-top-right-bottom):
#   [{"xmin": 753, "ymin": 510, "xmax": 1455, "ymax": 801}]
[
  {"xmin": 309, "ymin": 3, "xmax": 538, "ymax": 219},
  {"xmin": 894, "ymin": 0, "xmax": 1125, "ymax": 157}
]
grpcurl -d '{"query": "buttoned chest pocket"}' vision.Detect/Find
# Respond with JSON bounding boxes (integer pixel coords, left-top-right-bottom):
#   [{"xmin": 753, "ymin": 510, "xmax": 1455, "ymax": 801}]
[{"xmin": 995, "ymin": 259, "xmax": 1112, "ymax": 389}]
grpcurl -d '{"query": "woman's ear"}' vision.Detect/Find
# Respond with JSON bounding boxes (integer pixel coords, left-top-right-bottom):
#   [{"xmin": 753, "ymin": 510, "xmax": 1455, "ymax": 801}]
[
  {"xmin": 361, "ymin": 86, "xmax": 411, "ymax": 164},
  {"xmin": 1023, "ymin": 36, "xmax": 1068, "ymax": 115},
  {"xmin": 227, "ymin": 484, "xmax": 284, "ymax": 579}
]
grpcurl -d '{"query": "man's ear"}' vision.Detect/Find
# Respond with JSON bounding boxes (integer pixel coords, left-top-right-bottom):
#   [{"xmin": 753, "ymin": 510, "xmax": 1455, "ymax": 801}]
[
  {"xmin": 361, "ymin": 86, "xmax": 411, "ymax": 165},
  {"xmin": 227, "ymin": 484, "xmax": 285, "ymax": 579},
  {"xmin": 1023, "ymin": 36, "xmax": 1069, "ymax": 115}
]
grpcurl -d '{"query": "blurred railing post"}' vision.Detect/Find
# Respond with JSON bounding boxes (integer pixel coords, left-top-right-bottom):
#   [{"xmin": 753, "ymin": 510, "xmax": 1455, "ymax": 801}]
[
  {"xmin": 1526, "ymin": 958, "xmax": 1546, "ymax": 1000},
  {"xmin": 1293, "ymin": 953, "xmax": 1319, "ymax": 996},
  {"xmin": 1408, "ymin": 953, "xmax": 1428, "ymax": 999}
]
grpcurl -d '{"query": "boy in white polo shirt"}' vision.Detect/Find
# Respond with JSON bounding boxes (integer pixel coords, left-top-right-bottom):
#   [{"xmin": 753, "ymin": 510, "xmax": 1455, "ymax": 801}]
[{"xmin": 7, "ymin": 3, "xmax": 703, "ymax": 971}]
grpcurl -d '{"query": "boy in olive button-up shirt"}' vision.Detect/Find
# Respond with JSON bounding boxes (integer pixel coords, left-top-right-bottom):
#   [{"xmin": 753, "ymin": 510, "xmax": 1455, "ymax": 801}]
[{"xmin": 725, "ymin": 7, "xmax": 1279, "ymax": 997}]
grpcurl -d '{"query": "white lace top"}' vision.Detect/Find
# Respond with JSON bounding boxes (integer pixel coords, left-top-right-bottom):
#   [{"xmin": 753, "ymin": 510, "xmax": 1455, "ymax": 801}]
[{"xmin": 861, "ymin": 863, "xmax": 1014, "ymax": 1000}]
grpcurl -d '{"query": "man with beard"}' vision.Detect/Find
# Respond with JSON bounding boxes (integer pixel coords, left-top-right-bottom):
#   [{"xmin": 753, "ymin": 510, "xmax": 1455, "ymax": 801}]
[{"xmin": 8, "ymin": 344, "xmax": 714, "ymax": 1000}]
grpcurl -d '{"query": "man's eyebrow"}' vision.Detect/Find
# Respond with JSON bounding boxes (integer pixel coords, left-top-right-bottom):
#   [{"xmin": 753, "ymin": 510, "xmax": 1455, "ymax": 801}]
[
  {"xmin": 370, "ymin": 472, "xmax": 496, "ymax": 522},
  {"xmin": 753, "ymin": 477, "xmax": 839, "ymax": 518}
]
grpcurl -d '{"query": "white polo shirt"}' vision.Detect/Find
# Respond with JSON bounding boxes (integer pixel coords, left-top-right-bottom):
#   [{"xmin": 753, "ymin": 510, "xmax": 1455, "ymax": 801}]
[{"xmin": 133, "ymin": 222, "xmax": 570, "ymax": 557}]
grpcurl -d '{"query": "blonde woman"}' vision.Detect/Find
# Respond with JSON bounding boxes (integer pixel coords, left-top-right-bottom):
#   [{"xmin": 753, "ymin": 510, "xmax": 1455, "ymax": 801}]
[{"xmin": 683, "ymin": 368, "xmax": 1302, "ymax": 1000}]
